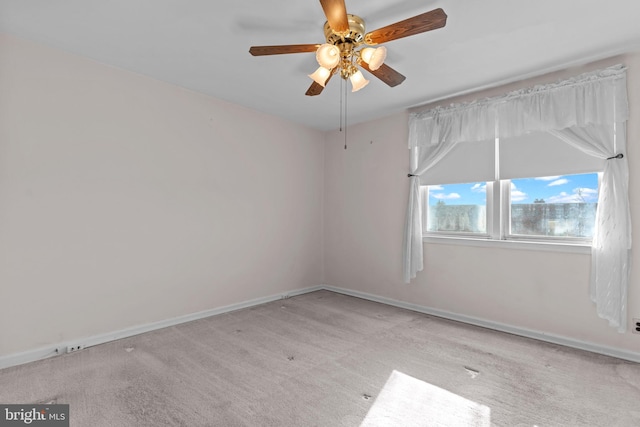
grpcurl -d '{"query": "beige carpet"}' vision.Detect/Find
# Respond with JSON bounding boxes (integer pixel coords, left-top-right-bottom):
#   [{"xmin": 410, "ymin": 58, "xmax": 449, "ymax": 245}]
[
  {"xmin": 360, "ymin": 370, "xmax": 490, "ymax": 426},
  {"xmin": 1, "ymin": 290, "xmax": 639, "ymax": 426}
]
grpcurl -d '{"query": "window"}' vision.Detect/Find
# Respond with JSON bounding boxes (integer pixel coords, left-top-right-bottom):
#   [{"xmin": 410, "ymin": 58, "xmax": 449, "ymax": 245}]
[
  {"xmin": 423, "ymin": 172, "xmax": 599, "ymax": 243},
  {"xmin": 508, "ymin": 173, "xmax": 599, "ymax": 241},
  {"xmin": 422, "ymin": 131, "xmax": 605, "ymax": 244},
  {"xmin": 423, "ymin": 182, "xmax": 488, "ymax": 235}
]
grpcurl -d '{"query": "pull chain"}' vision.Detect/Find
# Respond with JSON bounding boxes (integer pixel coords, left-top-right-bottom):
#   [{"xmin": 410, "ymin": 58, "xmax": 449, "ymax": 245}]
[
  {"xmin": 337, "ymin": 75, "xmax": 348, "ymax": 149},
  {"xmin": 344, "ymin": 80, "xmax": 348, "ymax": 150},
  {"xmin": 339, "ymin": 77, "xmax": 343, "ymax": 132}
]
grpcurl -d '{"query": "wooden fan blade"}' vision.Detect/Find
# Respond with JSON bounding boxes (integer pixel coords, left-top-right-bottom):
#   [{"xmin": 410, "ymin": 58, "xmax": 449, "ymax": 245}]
[
  {"xmin": 305, "ymin": 71, "xmax": 335, "ymax": 96},
  {"xmin": 249, "ymin": 44, "xmax": 320, "ymax": 56},
  {"xmin": 364, "ymin": 8, "xmax": 447, "ymax": 45},
  {"xmin": 319, "ymin": 0, "xmax": 349, "ymax": 33},
  {"xmin": 305, "ymin": 81, "xmax": 325, "ymax": 96},
  {"xmin": 360, "ymin": 62, "xmax": 406, "ymax": 87}
]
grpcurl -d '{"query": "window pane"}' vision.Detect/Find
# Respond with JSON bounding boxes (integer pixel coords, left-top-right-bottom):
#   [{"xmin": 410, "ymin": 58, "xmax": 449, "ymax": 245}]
[
  {"xmin": 509, "ymin": 173, "xmax": 598, "ymax": 238},
  {"xmin": 425, "ymin": 182, "xmax": 487, "ymax": 234}
]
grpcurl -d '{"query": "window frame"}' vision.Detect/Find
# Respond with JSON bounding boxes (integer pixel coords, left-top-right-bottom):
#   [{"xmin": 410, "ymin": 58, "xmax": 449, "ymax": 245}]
[
  {"xmin": 503, "ymin": 174, "xmax": 600, "ymax": 245},
  {"xmin": 421, "ymin": 127, "xmax": 604, "ymax": 251},
  {"xmin": 422, "ymin": 175, "xmax": 599, "ymax": 249},
  {"xmin": 423, "ymin": 183, "xmax": 491, "ymax": 239}
]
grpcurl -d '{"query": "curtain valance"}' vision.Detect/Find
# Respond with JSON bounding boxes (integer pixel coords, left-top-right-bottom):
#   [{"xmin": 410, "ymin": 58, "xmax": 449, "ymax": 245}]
[{"xmin": 409, "ymin": 65, "xmax": 628, "ymax": 148}]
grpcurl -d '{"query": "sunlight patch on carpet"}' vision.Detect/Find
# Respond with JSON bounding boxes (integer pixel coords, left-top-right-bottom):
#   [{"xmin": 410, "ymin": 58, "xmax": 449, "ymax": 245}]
[{"xmin": 360, "ymin": 370, "xmax": 490, "ymax": 427}]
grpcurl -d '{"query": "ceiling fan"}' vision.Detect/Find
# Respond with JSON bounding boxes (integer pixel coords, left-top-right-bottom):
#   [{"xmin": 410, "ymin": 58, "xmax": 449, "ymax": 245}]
[{"xmin": 249, "ymin": 0, "xmax": 447, "ymax": 96}]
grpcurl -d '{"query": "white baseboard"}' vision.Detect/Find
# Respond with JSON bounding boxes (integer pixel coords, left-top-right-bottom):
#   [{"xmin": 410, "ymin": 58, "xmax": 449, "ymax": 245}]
[
  {"xmin": 322, "ymin": 285, "xmax": 640, "ymax": 364},
  {"xmin": 3, "ymin": 284, "xmax": 638, "ymax": 370},
  {"xmin": 0, "ymin": 285, "xmax": 323, "ymax": 370}
]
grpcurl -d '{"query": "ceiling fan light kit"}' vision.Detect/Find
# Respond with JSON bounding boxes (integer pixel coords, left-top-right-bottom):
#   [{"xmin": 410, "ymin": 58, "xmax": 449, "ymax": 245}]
[
  {"xmin": 349, "ymin": 69, "xmax": 369, "ymax": 92},
  {"xmin": 249, "ymin": 0, "xmax": 447, "ymax": 96},
  {"xmin": 309, "ymin": 66, "xmax": 332, "ymax": 87},
  {"xmin": 316, "ymin": 43, "xmax": 341, "ymax": 68},
  {"xmin": 360, "ymin": 46, "xmax": 386, "ymax": 71}
]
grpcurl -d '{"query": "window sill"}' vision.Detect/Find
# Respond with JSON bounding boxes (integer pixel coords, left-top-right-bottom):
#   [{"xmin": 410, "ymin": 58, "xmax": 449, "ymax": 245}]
[{"xmin": 423, "ymin": 235, "xmax": 591, "ymax": 254}]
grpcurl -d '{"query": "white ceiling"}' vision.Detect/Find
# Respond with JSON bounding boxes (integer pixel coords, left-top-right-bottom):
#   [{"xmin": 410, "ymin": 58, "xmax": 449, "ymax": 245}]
[{"xmin": 2, "ymin": 0, "xmax": 640, "ymax": 131}]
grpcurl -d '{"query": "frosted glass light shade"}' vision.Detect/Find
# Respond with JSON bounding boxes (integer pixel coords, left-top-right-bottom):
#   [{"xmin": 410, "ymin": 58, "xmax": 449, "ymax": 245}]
[
  {"xmin": 360, "ymin": 46, "xmax": 387, "ymax": 71},
  {"xmin": 316, "ymin": 44, "xmax": 340, "ymax": 69},
  {"xmin": 350, "ymin": 70, "xmax": 369, "ymax": 92},
  {"xmin": 308, "ymin": 67, "xmax": 331, "ymax": 87}
]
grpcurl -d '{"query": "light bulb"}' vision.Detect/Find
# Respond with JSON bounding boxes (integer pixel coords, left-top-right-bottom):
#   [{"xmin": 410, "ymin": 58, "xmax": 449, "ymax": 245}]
[
  {"xmin": 308, "ymin": 67, "xmax": 331, "ymax": 87},
  {"xmin": 360, "ymin": 46, "xmax": 387, "ymax": 71},
  {"xmin": 349, "ymin": 70, "xmax": 369, "ymax": 92},
  {"xmin": 316, "ymin": 44, "xmax": 340, "ymax": 69}
]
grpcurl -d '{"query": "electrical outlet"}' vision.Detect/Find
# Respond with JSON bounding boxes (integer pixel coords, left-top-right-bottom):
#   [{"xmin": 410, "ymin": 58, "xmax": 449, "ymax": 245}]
[
  {"xmin": 632, "ymin": 318, "xmax": 640, "ymax": 334},
  {"xmin": 66, "ymin": 344, "xmax": 84, "ymax": 353}
]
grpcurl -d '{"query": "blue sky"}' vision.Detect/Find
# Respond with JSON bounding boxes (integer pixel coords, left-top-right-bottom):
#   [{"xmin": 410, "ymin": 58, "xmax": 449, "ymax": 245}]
[{"xmin": 428, "ymin": 173, "xmax": 599, "ymax": 205}]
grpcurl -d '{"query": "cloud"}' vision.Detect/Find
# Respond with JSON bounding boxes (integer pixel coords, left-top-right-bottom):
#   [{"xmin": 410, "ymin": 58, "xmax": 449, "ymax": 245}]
[
  {"xmin": 535, "ymin": 176, "xmax": 562, "ymax": 181},
  {"xmin": 511, "ymin": 190, "xmax": 528, "ymax": 202},
  {"xmin": 471, "ymin": 183, "xmax": 486, "ymax": 192},
  {"xmin": 432, "ymin": 192, "xmax": 461, "ymax": 200},
  {"xmin": 577, "ymin": 187, "xmax": 598, "ymax": 196},
  {"xmin": 546, "ymin": 192, "xmax": 575, "ymax": 203},
  {"xmin": 546, "ymin": 187, "xmax": 598, "ymax": 203},
  {"xmin": 508, "ymin": 182, "xmax": 527, "ymax": 201},
  {"xmin": 573, "ymin": 187, "xmax": 598, "ymax": 202},
  {"xmin": 430, "ymin": 185, "xmax": 444, "ymax": 191},
  {"xmin": 548, "ymin": 178, "xmax": 569, "ymax": 187}
]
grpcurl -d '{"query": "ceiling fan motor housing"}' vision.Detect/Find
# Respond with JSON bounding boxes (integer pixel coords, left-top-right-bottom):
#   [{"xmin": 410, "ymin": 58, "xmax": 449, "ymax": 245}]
[
  {"xmin": 323, "ymin": 14, "xmax": 366, "ymax": 79},
  {"xmin": 323, "ymin": 14, "xmax": 365, "ymax": 46}
]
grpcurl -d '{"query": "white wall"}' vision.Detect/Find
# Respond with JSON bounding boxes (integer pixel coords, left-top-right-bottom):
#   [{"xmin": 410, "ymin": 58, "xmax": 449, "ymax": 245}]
[
  {"xmin": 324, "ymin": 54, "xmax": 640, "ymax": 355},
  {"xmin": 0, "ymin": 34, "xmax": 325, "ymax": 357}
]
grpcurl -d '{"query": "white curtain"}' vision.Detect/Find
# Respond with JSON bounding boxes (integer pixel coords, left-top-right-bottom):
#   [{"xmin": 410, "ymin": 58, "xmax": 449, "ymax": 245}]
[
  {"xmin": 403, "ymin": 141, "xmax": 460, "ymax": 282},
  {"xmin": 403, "ymin": 65, "xmax": 631, "ymax": 331},
  {"xmin": 552, "ymin": 124, "xmax": 631, "ymax": 332}
]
